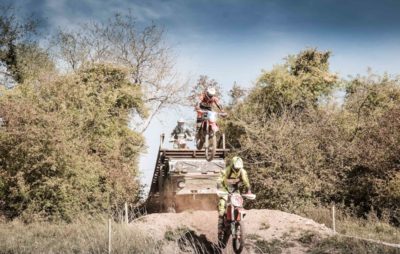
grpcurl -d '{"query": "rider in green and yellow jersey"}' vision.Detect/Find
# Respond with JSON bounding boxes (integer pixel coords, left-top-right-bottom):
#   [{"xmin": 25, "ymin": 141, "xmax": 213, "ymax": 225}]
[{"xmin": 217, "ymin": 156, "xmax": 252, "ymax": 240}]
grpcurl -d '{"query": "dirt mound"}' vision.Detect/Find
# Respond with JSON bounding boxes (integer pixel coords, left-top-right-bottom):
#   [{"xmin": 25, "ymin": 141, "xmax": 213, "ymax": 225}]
[{"xmin": 130, "ymin": 209, "xmax": 333, "ymax": 253}]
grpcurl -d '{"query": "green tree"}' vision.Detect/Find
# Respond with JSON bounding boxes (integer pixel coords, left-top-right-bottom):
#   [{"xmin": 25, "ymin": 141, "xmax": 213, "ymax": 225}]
[
  {"xmin": 0, "ymin": 4, "xmax": 52, "ymax": 84},
  {"xmin": 223, "ymin": 49, "xmax": 340, "ymax": 211},
  {"xmin": 52, "ymin": 12, "xmax": 188, "ymax": 132},
  {"xmin": 250, "ymin": 48, "xmax": 337, "ymax": 116},
  {"xmin": 0, "ymin": 63, "xmax": 146, "ymax": 221},
  {"xmin": 340, "ymin": 73, "xmax": 400, "ymax": 224},
  {"xmin": 224, "ymin": 49, "xmax": 400, "ymax": 225}
]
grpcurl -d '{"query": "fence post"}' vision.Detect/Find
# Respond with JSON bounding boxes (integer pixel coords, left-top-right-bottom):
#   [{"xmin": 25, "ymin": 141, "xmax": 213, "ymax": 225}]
[
  {"xmin": 108, "ymin": 218, "xmax": 112, "ymax": 254},
  {"xmin": 332, "ymin": 205, "xmax": 336, "ymax": 234},
  {"xmin": 124, "ymin": 202, "xmax": 129, "ymax": 224}
]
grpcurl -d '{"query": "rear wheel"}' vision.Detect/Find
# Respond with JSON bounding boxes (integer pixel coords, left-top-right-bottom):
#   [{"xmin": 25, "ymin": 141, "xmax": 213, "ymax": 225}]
[
  {"xmin": 232, "ymin": 222, "xmax": 245, "ymax": 254},
  {"xmin": 196, "ymin": 138, "xmax": 204, "ymax": 150},
  {"xmin": 196, "ymin": 130, "xmax": 204, "ymax": 150},
  {"xmin": 205, "ymin": 134, "xmax": 216, "ymax": 161}
]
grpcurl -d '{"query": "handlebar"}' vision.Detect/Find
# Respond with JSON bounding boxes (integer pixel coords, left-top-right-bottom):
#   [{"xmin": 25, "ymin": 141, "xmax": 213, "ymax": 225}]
[
  {"xmin": 169, "ymin": 137, "xmax": 194, "ymax": 142},
  {"xmin": 196, "ymin": 110, "xmax": 228, "ymax": 117},
  {"xmin": 216, "ymin": 191, "xmax": 256, "ymax": 200},
  {"xmin": 242, "ymin": 193, "xmax": 256, "ymax": 200}
]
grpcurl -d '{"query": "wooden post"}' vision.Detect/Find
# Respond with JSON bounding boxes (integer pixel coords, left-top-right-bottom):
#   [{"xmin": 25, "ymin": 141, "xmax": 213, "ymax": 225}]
[
  {"xmin": 124, "ymin": 202, "xmax": 128, "ymax": 224},
  {"xmin": 160, "ymin": 134, "xmax": 165, "ymax": 149},
  {"xmin": 108, "ymin": 218, "xmax": 112, "ymax": 254},
  {"xmin": 332, "ymin": 205, "xmax": 336, "ymax": 234}
]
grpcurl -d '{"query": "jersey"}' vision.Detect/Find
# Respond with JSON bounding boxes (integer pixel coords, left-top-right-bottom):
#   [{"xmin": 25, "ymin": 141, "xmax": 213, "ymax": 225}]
[
  {"xmin": 218, "ymin": 165, "xmax": 250, "ymax": 193},
  {"xmin": 196, "ymin": 93, "xmax": 222, "ymax": 111},
  {"xmin": 171, "ymin": 125, "xmax": 192, "ymax": 139}
]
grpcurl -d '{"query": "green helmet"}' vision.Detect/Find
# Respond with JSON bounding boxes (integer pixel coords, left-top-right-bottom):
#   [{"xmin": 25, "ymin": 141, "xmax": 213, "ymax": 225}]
[{"xmin": 232, "ymin": 156, "xmax": 243, "ymax": 171}]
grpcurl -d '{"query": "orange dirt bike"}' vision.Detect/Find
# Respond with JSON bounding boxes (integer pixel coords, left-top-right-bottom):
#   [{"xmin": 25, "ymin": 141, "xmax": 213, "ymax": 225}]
[
  {"xmin": 217, "ymin": 191, "xmax": 256, "ymax": 254},
  {"xmin": 195, "ymin": 110, "xmax": 227, "ymax": 161}
]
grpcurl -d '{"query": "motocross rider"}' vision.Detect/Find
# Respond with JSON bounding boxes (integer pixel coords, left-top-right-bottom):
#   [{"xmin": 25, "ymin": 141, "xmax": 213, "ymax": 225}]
[
  {"xmin": 170, "ymin": 118, "xmax": 192, "ymax": 140},
  {"xmin": 195, "ymin": 87, "xmax": 224, "ymax": 136},
  {"xmin": 217, "ymin": 156, "xmax": 252, "ymax": 241}
]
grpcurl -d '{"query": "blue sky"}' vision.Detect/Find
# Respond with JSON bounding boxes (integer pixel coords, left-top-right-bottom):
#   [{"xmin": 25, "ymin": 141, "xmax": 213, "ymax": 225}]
[
  {"xmin": 7, "ymin": 0, "xmax": 400, "ymax": 190},
  {"xmin": 12, "ymin": 0, "xmax": 400, "ymax": 83}
]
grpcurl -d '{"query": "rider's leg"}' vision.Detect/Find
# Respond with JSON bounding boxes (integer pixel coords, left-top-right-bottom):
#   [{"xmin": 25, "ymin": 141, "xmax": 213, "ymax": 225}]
[
  {"xmin": 196, "ymin": 117, "xmax": 202, "ymax": 138},
  {"xmin": 196, "ymin": 118, "xmax": 202, "ymax": 130},
  {"xmin": 196, "ymin": 108, "xmax": 206, "ymax": 135}
]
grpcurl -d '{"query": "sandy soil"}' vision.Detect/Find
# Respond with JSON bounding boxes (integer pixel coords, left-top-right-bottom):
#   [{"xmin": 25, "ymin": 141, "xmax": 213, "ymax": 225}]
[{"xmin": 131, "ymin": 209, "xmax": 333, "ymax": 254}]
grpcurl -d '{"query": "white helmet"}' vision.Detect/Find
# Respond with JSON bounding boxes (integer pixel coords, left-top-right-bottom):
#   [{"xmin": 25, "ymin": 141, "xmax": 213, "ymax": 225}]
[
  {"xmin": 177, "ymin": 118, "xmax": 185, "ymax": 126},
  {"xmin": 232, "ymin": 156, "xmax": 244, "ymax": 171},
  {"xmin": 206, "ymin": 87, "xmax": 216, "ymax": 98}
]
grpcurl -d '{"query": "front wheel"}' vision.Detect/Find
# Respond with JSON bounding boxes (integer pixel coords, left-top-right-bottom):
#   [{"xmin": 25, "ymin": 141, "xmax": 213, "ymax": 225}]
[
  {"xmin": 205, "ymin": 134, "xmax": 216, "ymax": 161},
  {"xmin": 196, "ymin": 131, "xmax": 204, "ymax": 150},
  {"xmin": 232, "ymin": 222, "xmax": 245, "ymax": 254},
  {"xmin": 218, "ymin": 219, "xmax": 231, "ymax": 249}
]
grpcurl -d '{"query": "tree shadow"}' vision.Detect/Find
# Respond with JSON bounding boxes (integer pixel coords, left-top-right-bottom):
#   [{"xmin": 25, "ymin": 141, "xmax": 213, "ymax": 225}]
[{"xmin": 177, "ymin": 230, "xmax": 222, "ymax": 254}]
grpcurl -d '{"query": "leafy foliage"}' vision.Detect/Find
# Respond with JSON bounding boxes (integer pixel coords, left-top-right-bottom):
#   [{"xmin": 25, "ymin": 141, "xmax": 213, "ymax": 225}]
[
  {"xmin": 52, "ymin": 12, "xmax": 187, "ymax": 133},
  {"xmin": 0, "ymin": 4, "xmax": 51, "ymax": 83},
  {"xmin": 0, "ymin": 63, "xmax": 145, "ymax": 221},
  {"xmin": 251, "ymin": 49, "xmax": 337, "ymax": 116},
  {"xmin": 224, "ymin": 49, "xmax": 400, "ymax": 225}
]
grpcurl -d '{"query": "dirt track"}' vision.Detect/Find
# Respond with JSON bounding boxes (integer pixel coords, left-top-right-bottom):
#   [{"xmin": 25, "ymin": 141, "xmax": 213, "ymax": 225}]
[{"xmin": 131, "ymin": 209, "xmax": 333, "ymax": 253}]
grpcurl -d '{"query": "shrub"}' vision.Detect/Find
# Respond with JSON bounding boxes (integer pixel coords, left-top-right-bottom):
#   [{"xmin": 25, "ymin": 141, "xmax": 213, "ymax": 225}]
[{"xmin": 0, "ymin": 63, "xmax": 146, "ymax": 221}]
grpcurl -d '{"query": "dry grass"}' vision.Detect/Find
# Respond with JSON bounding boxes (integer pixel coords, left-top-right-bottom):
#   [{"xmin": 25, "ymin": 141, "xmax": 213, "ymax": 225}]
[
  {"xmin": 299, "ymin": 206, "xmax": 400, "ymax": 244},
  {"xmin": 0, "ymin": 217, "xmax": 221, "ymax": 254},
  {"xmin": 1, "ymin": 208, "xmax": 399, "ymax": 254},
  {"xmin": 0, "ymin": 218, "xmax": 163, "ymax": 254},
  {"xmin": 309, "ymin": 235, "xmax": 400, "ymax": 254}
]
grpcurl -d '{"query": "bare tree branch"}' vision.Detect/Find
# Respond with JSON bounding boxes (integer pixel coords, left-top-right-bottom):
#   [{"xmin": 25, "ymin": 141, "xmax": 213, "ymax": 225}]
[{"xmin": 52, "ymin": 12, "xmax": 189, "ymax": 132}]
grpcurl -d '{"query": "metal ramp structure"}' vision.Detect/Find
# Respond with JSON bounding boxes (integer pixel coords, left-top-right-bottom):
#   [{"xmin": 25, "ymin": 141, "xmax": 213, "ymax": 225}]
[{"xmin": 146, "ymin": 134, "xmax": 229, "ymax": 212}]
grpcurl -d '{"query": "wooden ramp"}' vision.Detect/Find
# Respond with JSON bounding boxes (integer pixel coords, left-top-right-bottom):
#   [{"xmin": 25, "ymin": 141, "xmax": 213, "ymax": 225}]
[
  {"xmin": 146, "ymin": 134, "xmax": 229, "ymax": 212},
  {"xmin": 148, "ymin": 148, "xmax": 228, "ymax": 195}
]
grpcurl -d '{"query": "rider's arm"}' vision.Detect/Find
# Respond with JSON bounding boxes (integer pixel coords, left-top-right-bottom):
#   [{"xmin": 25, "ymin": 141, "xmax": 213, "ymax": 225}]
[
  {"xmin": 213, "ymin": 97, "xmax": 224, "ymax": 112},
  {"xmin": 195, "ymin": 101, "xmax": 201, "ymax": 111},
  {"xmin": 195, "ymin": 94, "xmax": 204, "ymax": 111},
  {"xmin": 171, "ymin": 126, "xmax": 177, "ymax": 137},
  {"xmin": 241, "ymin": 169, "xmax": 251, "ymax": 192},
  {"xmin": 217, "ymin": 168, "xmax": 228, "ymax": 191}
]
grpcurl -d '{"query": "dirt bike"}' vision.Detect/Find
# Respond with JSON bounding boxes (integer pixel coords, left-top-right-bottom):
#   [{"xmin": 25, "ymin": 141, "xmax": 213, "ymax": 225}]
[
  {"xmin": 170, "ymin": 133, "xmax": 192, "ymax": 149},
  {"xmin": 195, "ymin": 110, "xmax": 227, "ymax": 161},
  {"xmin": 217, "ymin": 191, "xmax": 256, "ymax": 254}
]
